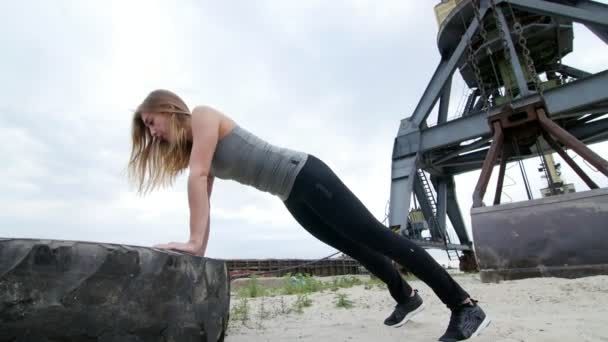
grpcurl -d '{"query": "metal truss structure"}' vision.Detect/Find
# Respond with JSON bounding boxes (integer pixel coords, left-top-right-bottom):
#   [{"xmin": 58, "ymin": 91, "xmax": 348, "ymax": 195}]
[{"xmin": 388, "ymin": 0, "xmax": 608, "ymax": 272}]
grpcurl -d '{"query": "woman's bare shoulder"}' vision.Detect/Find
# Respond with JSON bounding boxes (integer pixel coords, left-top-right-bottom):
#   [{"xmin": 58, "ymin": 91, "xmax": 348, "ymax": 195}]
[{"xmin": 191, "ymin": 105, "xmax": 237, "ymax": 138}]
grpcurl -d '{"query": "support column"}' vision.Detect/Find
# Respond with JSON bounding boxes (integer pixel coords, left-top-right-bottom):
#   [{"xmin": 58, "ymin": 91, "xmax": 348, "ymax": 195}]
[
  {"xmin": 541, "ymin": 132, "xmax": 598, "ymax": 189},
  {"xmin": 473, "ymin": 121, "xmax": 505, "ymax": 207},
  {"xmin": 389, "ymin": 155, "xmax": 418, "ymax": 233},
  {"xmin": 538, "ymin": 108, "xmax": 608, "ymax": 177},
  {"xmin": 436, "ymin": 178, "xmax": 448, "ymax": 240},
  {"xmin": 446, "ymin": 183, "xmax": 470, "ymax": 245},
  {"xmin": 438, "ymin": 77, "xmax": 453, "ymax": 124}
]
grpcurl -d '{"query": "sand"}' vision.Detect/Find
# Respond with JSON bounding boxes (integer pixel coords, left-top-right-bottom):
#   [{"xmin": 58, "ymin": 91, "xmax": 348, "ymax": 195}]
[{"xmin": 225, "ymin": 273, "xmax": 608, "ymax": 342}]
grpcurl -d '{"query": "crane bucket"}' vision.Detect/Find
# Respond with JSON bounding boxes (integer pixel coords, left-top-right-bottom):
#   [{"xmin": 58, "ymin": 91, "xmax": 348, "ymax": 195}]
[{"xmin": 471, "ymin": 188, "xmax": 608, "ymax": 283}]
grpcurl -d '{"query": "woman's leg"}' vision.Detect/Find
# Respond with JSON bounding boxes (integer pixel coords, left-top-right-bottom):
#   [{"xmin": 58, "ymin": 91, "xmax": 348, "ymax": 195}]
[
  {"xmin": 283, "ymin": 198, "xmax": 412, "ymax": 305},
  {"xmin": 288, "ymin": 155, "xmax": 470, "ymax": 309}
]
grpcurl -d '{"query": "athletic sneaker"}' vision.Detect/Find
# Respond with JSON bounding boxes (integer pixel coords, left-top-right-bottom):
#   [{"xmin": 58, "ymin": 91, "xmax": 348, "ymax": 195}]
[
  {"xmin": 438, "ymin": 299, "xmax": 491, "ymax": 341},
  {"xmin": 384, "ymin": 289, "xmax": 425, "ymax": 327}
]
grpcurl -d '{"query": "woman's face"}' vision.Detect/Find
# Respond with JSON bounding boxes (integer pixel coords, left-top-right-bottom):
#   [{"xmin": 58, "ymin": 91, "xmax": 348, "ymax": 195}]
[{"xmin": 141, "ymin": 112, "xmax": 170, "ymax": 142}]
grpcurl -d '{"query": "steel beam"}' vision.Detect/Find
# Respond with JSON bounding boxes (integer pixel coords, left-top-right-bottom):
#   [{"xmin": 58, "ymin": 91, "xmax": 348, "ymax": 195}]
[
  {"xmin": 545, "ymin": 70, "xmax": 608, "ymax": 117},
  {"xmin": 438, "ymin": 77, "xmax": 452, "ymax": 124},
  {"xmin": 554, "ymin": 64, "xmax": 592, "ymax": 79},
  {"xmin": 439, "ymin": 149, "xmax": 493, "ymax": 169},
  {"xmin": 472, "ymin": 94, "xmax": 488, "ymax": 113},
  {"xmin": 576, "ymin": 113, "xmax": 608, "ymax": 124},
  {"xmin": 445, "ymin": 181, "xmax": 469, "ymax": 244},
  {"xmin": 389, "ymin": 156, "xmax": 417, "ymax": 231},
  {"xmin": 432, "ymin": 116, "xmax": 608, "ymax": 174},
  {"xmin": 586, "ymin": 24, "xmax": 608, "ymax": 44},
  {"xmin": 418, "ymin": 112, "xmax": 491, "ymax": 153},
  {"xmin": 551, "ymin": 105, "xmax": 608, "ymax": 120},
  {"xmin": 576, "ymin": 0, "xmax": 608, "ymax": 44},
  {"xmin": 504, "ymin": 0, "xmax": 608, "ymax": 28},
  {"xmin": 436, "ymin": 178, "xmax": 448, "ymax": 237},
  {"xmin": 431, "ymin": 175, "xmax": 469, "ymax": 245},
  {"xmin": 410, "ymin": 3, "xmax": 489, "ymax": 126},
  {"xmin": 432, "ymin": 138, "xmax": 491, "ymax": 166},
  {"xmin": 395, "ymin": 71, "xmax": 608, "ymax": 157},
  {"xmin": 444, "ymin": 164, "xmax": 488, "ymax": 175},
  {"xmin": 567, "ymin": 116, "xmax": 608, "ymax": 141},
  {"xmin": 393, "ymin": 120, "xmax": 421, "ymax": 158},
  {"xmin": 463, "ymin": 89, "xmax": 480, "ymax": 117},
  {"xmin": 411, "ymin": 240, "xmax": 471, "ymax": 251}
]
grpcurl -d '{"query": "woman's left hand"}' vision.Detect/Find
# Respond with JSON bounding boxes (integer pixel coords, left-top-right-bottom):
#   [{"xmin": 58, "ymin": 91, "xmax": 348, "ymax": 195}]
[{"xmin": 153, "ymin": 241, "xmax": 203, "ymax": 256}]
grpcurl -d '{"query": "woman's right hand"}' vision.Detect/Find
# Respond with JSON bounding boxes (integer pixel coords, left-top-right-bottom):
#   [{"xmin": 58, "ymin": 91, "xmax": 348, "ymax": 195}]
[{"xmin": 153, "ymin": 241, "xmax": 204, "ymax": 256}]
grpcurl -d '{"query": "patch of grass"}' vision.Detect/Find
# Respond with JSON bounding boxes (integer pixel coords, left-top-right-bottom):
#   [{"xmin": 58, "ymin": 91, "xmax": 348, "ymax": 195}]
[
  {"xmin": 335, "ymin": 293, "xmax": 354, "ymax": 309},
  {"xmin": 231, "ymin": 298, "xmax": 250, "ymax": 322},
  {"xmin": 238, "ymin": 275, "xmax": 266, "ymax": 298},
  {"xmin": 330, "ymin": 275, "xmax": 362, "ymax": 291},
  {"xmin": 256, "ymin": 297, "xmax": 270, "ymax": 329},
  {"xmin": 281, "ymin": 273, "xmax": 325, "ymax": 295},
  {"xmin": 293, "ymin": 294, "xmax": 313, "ymax": 314},
  {"xmin": 281, "ymin": 273, "xmax": 368, "ymax": 294},
  {"xmin": 237, "ymin": 273, "xmax": 383, "ymax": 299},
  {"xmin": 258, "ymin": 296, "xmax": 270, "ymax": 320},
  {"xmin": 277, "ymin": 296, "xmax": 292, "ymax": 315}
]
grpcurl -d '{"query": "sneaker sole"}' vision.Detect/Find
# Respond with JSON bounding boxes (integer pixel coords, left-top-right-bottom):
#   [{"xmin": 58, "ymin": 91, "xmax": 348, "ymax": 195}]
[
  {"xmin": 389, "ymin": 303, "xmax": 425, "ymax": 328},
  {"xmin": 470, "ymin": 315, "xmax": 491, "ymax": 338}
]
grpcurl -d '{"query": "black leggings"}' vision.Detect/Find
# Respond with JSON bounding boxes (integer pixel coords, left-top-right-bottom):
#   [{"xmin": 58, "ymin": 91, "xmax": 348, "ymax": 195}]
[{"xmin": 284, "ymin": 155, "xmax": 469, "ymax": 309}]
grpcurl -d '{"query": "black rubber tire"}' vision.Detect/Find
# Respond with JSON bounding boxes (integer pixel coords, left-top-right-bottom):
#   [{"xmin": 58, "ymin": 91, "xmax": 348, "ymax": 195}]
[{"xmin": 0, "ymin": 238, "xmax": 230, "ymax": 342}]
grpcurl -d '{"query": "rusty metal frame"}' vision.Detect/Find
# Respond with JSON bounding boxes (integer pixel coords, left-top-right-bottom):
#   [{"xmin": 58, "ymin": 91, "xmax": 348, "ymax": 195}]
[
  {"xmin": 472, "ymin": 121, "xmax": 504, "ymax": 207},
  {"xmin": 473, "ymin": 104, "xmax": 607, "ymax": 208},
  {"xmin": 537, "ymin": 108, "xmax": 608, "ymax": 178},
  {"xmin": 541, "ymin": 131, "xmax": 599, "ymax": 189},
  {"xmin": 493, "ymin": 147, "xmax": 511, "ymax": 205}
]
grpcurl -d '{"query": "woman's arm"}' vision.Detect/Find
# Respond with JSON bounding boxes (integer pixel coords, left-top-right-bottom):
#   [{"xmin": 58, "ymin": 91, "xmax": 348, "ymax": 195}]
[
  {"xmin": 187, "ymin": 106, "xmax": 221, "ymax": 255},
  {"xmin": 199, "ymin": 174, "xmax": 214, "ymax": 255},
  {"xmin": 154, "ymin": 106, "xmax": 220, "ymax": 256}
]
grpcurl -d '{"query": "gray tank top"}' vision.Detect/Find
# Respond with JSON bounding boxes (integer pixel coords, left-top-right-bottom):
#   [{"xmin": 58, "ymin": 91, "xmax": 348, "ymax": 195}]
[{"xmin": 210, "ymin": 125, "xmax": 308, "ymax": 200}]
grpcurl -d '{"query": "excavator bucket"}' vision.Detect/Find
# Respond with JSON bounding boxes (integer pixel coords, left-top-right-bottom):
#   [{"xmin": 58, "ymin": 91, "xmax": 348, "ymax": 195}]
[{"xmin": 471, "ymin": 188, "xmax": 608, "ymax": 283}]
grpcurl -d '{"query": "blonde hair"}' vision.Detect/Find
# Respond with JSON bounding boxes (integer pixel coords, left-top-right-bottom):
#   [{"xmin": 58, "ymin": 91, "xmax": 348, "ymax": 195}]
[{"xmin": 128, "ymin": 89, "xmax": 192, "ymax": 194}]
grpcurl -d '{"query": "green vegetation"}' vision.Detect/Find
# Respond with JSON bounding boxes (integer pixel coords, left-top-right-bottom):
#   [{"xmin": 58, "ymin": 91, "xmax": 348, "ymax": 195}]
[
  {"xmin": 237, "ymin": 273, "xmax": 383, "ymax": 298},
  {"xmin": 294, "ymin": 294, "xmax": 313, "ymax": 313},
  {"xmin": 335, "ymin": 293, "xmax": 354, "ymax": 309},
  {"xmin": 230, "ymin": 273, "xmax": 393, "ymax": 329},
  {"xmin": 231, "ymin": 298, "xmax": 250, "ymax": 323}
]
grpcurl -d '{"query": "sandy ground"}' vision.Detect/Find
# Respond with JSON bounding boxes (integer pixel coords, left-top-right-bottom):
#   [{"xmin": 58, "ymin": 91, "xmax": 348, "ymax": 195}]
[{"xmin": 225, "ymin": 273, "xmax": 608, "ymax": 342}]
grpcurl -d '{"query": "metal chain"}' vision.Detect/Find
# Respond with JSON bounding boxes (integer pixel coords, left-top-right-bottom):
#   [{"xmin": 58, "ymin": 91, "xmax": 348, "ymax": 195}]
[
  {"xmin": 490, "ymin": 0, "xmax": 510, "ymax": 63},
  {"xmin": 468, "ymin": 44, "xmax": 488, "ymax": 109},
  {"xmin": 489, "ymin": 0, "xmax": 512, "ymax": 99},
  {"xmin": 506, "ymin": 0, "xmax": 544, "ymax": 97},
  {"xmin": 472, "ymin": 0, "xmax": 489, "ymax": 42},
  {"xmin": 468, "ymin": 0, "xmax": 489, "ymax": 110}
]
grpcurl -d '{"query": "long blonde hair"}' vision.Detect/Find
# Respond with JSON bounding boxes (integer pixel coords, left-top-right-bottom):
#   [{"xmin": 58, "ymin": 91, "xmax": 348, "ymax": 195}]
[{"xmin": 128, "ymin": 89, "xmax": 193, "ymax": 194}]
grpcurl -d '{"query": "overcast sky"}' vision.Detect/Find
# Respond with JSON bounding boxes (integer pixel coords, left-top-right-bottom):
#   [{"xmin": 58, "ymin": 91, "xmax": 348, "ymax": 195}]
[{"xmin": 1, "ymin": 1, "xmax": 607, "ymax": 263}]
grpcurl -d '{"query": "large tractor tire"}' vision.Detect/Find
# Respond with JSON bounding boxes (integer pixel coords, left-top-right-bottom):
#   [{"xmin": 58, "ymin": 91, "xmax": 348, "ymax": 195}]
[{"xmin": 0, "ymin": 238, "xmax": 230, "ymax": 342}]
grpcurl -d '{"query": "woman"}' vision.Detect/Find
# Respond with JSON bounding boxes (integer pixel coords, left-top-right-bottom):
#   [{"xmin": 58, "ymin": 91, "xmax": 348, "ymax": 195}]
[{"xmin": 128, "ymin": 89, "xmax": 490, "ymax": 341}]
